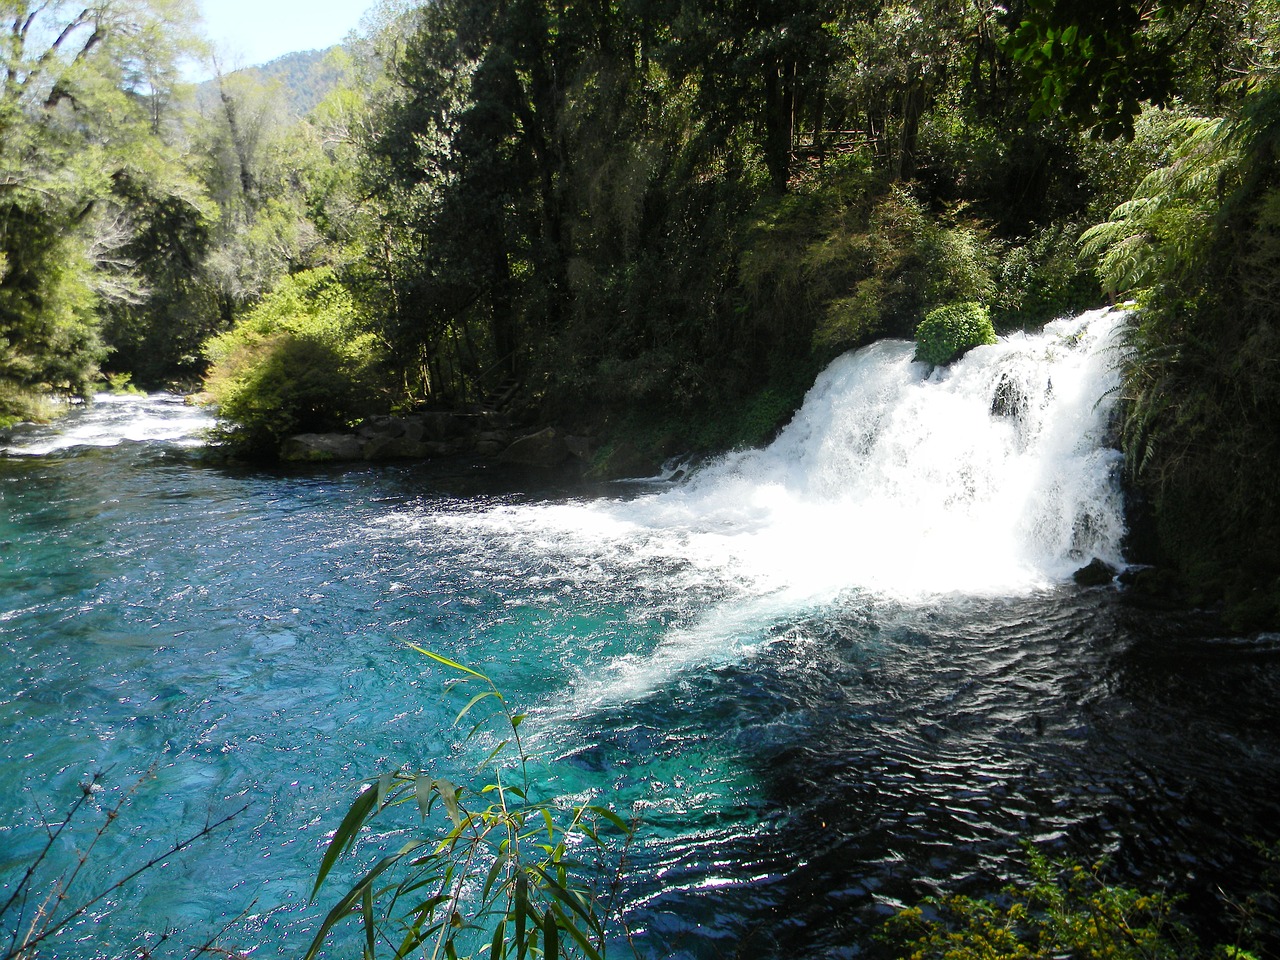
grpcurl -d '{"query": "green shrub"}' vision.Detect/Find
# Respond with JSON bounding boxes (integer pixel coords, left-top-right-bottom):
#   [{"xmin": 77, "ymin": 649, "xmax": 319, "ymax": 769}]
[
  {"xmin": 884, "ymin": 846, "xmax": 1257, "ymax": 960},
  {"xmin": 914, "ymin": 301, "xmax": 997, "ymax": 367},
  {"xmin": 0, "ymin": 379, "xmax": 65, "ymax": 428},
  {"xmin": 202, "ymin": 268, "xmax": 385, "ymax": 457},
  {"xmin": 103, "ymin": 371, "xmax": 145, "ymax": 395},
  {"xmin": 992, "ymin": 224, "xmax": 1099, "ymax": 331}
]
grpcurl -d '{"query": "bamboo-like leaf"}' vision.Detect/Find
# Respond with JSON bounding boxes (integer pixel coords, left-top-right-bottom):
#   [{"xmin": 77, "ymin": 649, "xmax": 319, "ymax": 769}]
[
  {"xmin": 546, "ymin": 900, "xmax": 602, "ymax": 960},
  {"xmin": 362, "ymin": 884, "xmax": 376, "ymax": 958},
  {"xmin": 311, "ymin": 781, "xmax": 381, "ymax": 900},
  {"xmin": 304, "ymin": 843, "xmax": 425, "ymax": 960},
  {"xmin": 482, "ymin": 851, "xmax": 508, "ymax": 902},
  {"xmin": 534, "ymin": 867, "xmax": 596, "ymax": 927},
  {"xmin": 408, "ymin": 645, "xmax": 488, "ymax": 679},
  {"xmin": 490, "ymin": 918, "xmax": 506, "ymax": 960},
  {"xmin": 543, "ymin": 908, "xmax": 559, "ymax": 960},
  {"xmin": 480, "ymin": 740, "xmax": 509, "ymax": 769},
  {"xmin": 435, "ymin": 778, "xmax": 463, "ymax": 827},
  {"xmin": 589, "ymin": 806, "xmax": 632, "ymax": 834},
  {"xmin": 416, "ymin": 774, "xmax": 433, "ymax": 819},
  {"xmin": 515, "ymin": 871, "xmax": 528, "ymax": 960},
  {"xmin": 456, "ymin": 690, "xmax": 497, "ymax": 724},
  {"xmin": 395, "ymin": 913, "xmax": 438, "ymax": 959}
]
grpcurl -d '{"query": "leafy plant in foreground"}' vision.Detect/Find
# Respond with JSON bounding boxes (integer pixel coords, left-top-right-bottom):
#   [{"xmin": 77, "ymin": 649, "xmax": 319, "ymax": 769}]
[{"xmin": 307, "ymin": 650, "xmax": 635, "ymax": 960}]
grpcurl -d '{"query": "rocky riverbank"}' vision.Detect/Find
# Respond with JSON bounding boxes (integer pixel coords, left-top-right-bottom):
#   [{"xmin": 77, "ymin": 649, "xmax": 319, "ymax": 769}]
[{"xmin": 280, "ymin": 411, "xmax": 596, "ymax": 470}]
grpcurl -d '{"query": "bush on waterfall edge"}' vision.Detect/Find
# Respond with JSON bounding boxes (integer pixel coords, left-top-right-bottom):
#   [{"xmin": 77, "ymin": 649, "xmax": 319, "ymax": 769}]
[{"xmin": 914, "ymin": 301, "xmax": 997, "ymax": 367}]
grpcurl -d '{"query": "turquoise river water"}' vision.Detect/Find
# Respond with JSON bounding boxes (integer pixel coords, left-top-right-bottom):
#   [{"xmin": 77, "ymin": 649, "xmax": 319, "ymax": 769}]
[{"xmin": 3, "ymin": 312, "xmax": 1279, "ymax": 958}]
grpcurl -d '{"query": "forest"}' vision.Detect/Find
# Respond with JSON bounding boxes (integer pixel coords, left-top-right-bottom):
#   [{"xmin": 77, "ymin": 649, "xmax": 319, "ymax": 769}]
[{"xmin": 2, "ymin": 0, "xmax": 1279, "ymax": 632}]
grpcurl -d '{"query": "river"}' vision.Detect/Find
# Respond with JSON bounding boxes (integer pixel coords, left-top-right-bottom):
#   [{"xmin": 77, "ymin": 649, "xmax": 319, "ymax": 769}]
[{"xmin": 2, "ymin": 311, "xmax": 1278, "ymax": 958}]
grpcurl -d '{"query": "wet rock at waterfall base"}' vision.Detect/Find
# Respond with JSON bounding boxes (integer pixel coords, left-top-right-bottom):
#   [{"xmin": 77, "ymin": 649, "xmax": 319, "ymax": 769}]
[
  {"xmin": 1117, "ymin": 565, "xmax": 1192, "ymax": 612},
  {"xmin": 990, "ymin": 372, "xmax": 1026, "ymax": 418},
  {"xmin": 1073, "ymin": 558, "xmax": 1118, "ymax": 586}
]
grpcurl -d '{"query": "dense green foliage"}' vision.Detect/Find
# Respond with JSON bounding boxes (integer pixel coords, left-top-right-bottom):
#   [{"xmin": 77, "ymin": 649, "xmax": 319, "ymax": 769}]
[
  {"xmin": 1, "ymin": 0, "xmax": 1278, "ymax": 621},
  {"xmin": 0, "ymin": 1, "xmax": 204, "ymax": 420},
  {"xmin": 1064, "ymin": 78, "xmax": 1280, "ymax": 626},
  {"xmin": 203, "ymin": 268, "xmax": 384, "ymax": 456},
  {"xmin": 914, "ymin": 302, "xmax": 997, "ymax": 367},
  {"xmin": 884, "ymin": 847, "xmax": 1259, "ymax": 960}
]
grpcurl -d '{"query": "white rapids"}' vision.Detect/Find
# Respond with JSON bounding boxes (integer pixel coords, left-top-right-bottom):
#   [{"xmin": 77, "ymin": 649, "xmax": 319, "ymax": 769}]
[{"xmin": 0, "ymin": 393, "xmax": 214, "ymax": 456}]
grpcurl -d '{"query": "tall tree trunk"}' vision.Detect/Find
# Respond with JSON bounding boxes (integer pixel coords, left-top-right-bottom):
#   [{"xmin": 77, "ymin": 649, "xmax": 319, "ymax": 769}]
[
  {"xmin": 763, "ymin": 65, "xmax": 793, "ymax": 193},
  {"xmin": 893, "ymin": 77, "xmax": 926, "ymax": 182}
]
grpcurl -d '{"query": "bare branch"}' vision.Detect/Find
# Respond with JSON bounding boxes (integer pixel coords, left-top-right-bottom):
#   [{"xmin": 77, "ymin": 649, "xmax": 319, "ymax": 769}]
[{"xmin": 12, "ymin": 804, "xmax": 250, "ymax": 958}]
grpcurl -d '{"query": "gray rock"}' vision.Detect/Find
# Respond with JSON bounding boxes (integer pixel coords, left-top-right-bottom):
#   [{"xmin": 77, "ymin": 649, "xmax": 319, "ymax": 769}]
[
  {"xmin": 565, "ymin": 434, "xmax": 593, "ymax": 461},
  {"xmin": 1073, "ymin": 558, "xmax": 1118, "ymax": 587},
  {"xmin": 419, "ymin": 412, "xmax": 467, "ymax": 441},
  {"xmin": 357, "ymin": 415, "xmax": 405, "ymax": 440},
  {"xmin": 280, "ymin": 433, "xmax": 363, "ymax": 462},
  {"xmin": 365, "ymin": 437, "xmax": 448, "ymax": 460},
  {"xmin": 400, "ymin": 418, "xmax": 426, "ymax": 443},
  {"xmin": 501, "ymin": 427, "xmax": 571, "ymax": 466}
]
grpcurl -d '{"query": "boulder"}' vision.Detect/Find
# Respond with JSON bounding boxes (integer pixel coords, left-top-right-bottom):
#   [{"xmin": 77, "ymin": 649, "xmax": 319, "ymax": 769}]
[
  {"xmin": 418, "ymin": 412, "xmax": 468, "ymax": 441},
  {"xmin": 564, "ymin": 434, "xmax": 594, "ymax": 462},
  {"xmin": 366, "ymin": 436, "xmax": 460, "ymax": 459},
  {"xmin": 500, "ymin": 426, "xmax": 571, "ymax": 466},
  {"xmin": 990, "ymin": 372, "xmax": 1026, "ymax": 419},
  {"xmin": 357, "ymin": 415, "xmax": 406, "ymax": 441},
  {"xmin": 1117, "ymin": 565, "xmax": 1187, "ymax": 611},
  {"xmin": 1073, "ymin": 557, "xmax": 1118, "ymax": 587},
  {"xmin": 280, "ymin": 433, "xmax": 363, "ymax": 462},
  {"xmin": 399, "ymin": 418, "xmax": 426, "ymax": 443}
]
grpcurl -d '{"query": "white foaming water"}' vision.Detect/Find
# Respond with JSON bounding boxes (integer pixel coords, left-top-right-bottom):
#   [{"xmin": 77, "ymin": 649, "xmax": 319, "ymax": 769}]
[
  {"xmin": 400, "ymin": 309, "xmax": 1128, "ymax": 706},
  {"xmin": 657, "ymin": 307, "xmax": 1127, "ymax": 596},
  {"xmin": 0, "ymin": 393, "xmax": 214, "ymax": 455}
]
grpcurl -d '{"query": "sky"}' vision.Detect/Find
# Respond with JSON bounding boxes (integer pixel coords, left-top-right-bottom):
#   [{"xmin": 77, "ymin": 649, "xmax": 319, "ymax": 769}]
[{"xmin": 195, "ymin": 0, "xmax": 373, "ymax": 73}]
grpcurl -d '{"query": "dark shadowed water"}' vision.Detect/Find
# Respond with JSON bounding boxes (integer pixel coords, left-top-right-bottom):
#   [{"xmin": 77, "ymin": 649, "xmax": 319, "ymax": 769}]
[{"xmin": 3, "ymin": 318, "xmax": 1279, "ymax": 958}]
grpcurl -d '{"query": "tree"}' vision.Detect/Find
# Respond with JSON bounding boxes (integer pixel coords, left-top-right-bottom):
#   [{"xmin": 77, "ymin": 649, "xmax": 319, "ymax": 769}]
[
  {"xmin": 1000, "ymin": 0, "xmax": 1260, "ymax": 140},
  {"xmin": 0, "ymin": 0, "xmax": 204, "ymax": 416}
]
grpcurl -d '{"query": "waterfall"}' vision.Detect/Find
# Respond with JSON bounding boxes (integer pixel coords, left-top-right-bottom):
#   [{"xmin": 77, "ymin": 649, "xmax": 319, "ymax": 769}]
[
  {"xmin": 656, "ymin": 306, "xmax": 1128, "ymax": 596},
  {"xmin": 516, "ymin": 306, "xmax": 1129, "ymax": 601}
]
